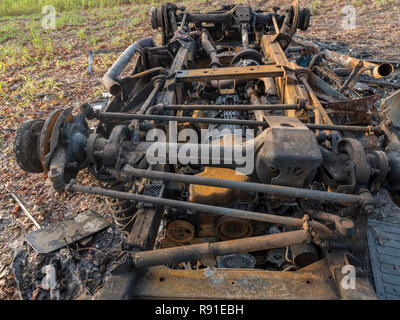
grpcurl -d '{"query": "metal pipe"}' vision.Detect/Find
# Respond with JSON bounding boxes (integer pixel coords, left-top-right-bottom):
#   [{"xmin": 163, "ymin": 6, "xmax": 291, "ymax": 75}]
[
  {"xmin": 247, "ymin": 88, "xmax": 265, "ymax": 121},
  {"xmin": 307, "ymin": 209, "xmax": 354, "ymax": 237},
  {"xmin": 144, "ymin": 103, "xmax": 300, "ymax": 116},
  {"xmin": 136, "ymin": 78, "xmax": 165, "ymax": 115},
  {"xmin": 131, "ymin": 230, "xmax": 311, "ymax": 269},
  {"xmin": 200, "ymin": 30, "xmax": 233, "ymax": 89},
  {"xmin": 111, "ymin": 165, "xmax": 362, "ymax": 206},
  {"xmin": 323, "ymin": 49, "xmax": 394, "ymax": 79},
  {"xmin": 247, "ymin": 88, "xmax": 266, "ymax": 132},
  {"xmin": 306, "ymin": 124, "xmax": 373, "ymax": 133},
  {"xmin": 96, "ymin": 111, "xmax": 373, "ymax": 133},
  {"xmin": 241, "ymin": 24, "xmax": 249, "ymax": 50},
  {"xmin": 102, "ymin": 44, "xmax": 137, "ymax": 96},
  {"xmin": 289, "ymin": 243, "xmax": 318, "ymax": 268},
  {"xmin": 334, "ymin": 67, "xmax": 352, "ymax": 77},
  {"xmin": 201, "ymin": 31, "xmax": 220, "ymax": 67},
  {"xmin": 66, "ymin": 182, "xmax": 335, "ymax": 238},
  {"xmin": 271, "ymin": 15, "xmax": 280, "ymax": 34},
  {"xmin": 339, "ymin": 61, "xmax": 363, "ymax": 93},
  {"xmin": 157, "ymin": 103, "xmax": 300, "ymax": 111},
  {"xmin": 298, "ymin": 75, "xmax": 334, "ymax": 126},
  {"xmin": 102, "ymin": 37, "xmax": 155, "ymax": 96},
  {"xmin": 125, "ymin": 67, "xmax": 165, "ymax": 81}
]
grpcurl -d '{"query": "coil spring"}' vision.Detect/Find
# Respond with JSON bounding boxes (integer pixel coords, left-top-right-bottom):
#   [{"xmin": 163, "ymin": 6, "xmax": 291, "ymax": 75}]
[{"xmin": 92, "ymin": 167, "xmax": 138, "ymax": 236}]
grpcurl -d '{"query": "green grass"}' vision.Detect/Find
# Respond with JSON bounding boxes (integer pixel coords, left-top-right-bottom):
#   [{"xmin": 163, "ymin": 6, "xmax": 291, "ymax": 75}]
[{"xmin": 0, "ymin": 0, "xmax": 163, "ymax": 17}]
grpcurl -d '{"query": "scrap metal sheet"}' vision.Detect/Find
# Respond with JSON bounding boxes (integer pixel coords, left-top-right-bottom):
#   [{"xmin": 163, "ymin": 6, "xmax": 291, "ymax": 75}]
[{"xmin": 25, "ymin": 211, "xmax": 110, "ymax": 254}]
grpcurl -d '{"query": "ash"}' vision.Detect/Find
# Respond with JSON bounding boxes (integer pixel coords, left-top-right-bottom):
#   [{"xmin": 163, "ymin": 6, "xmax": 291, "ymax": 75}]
[{"xmin": 11, "ymin": 227, "xmax": 126, "ymax": 300}]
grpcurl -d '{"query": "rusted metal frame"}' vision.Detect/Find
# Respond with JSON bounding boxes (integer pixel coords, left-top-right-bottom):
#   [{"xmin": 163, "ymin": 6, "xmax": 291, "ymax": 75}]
[
  {"xmin": 126, "ymin": 163, "xmax": 170, "ymax": 252},
  {"xmin": 175, "ymin": 64, "xmax": 284, "ymax": 82},
  {"xmin": 298, "ymin": 75, "xmax": 334, "ymax": 126},
  {"xmin": 163, "ymin": 44, "xmax": 193, "ymax": 106},
  {"xmin": 131, "ymin": 259, "xmax": 341, "ymax": 299},
  {"xmin": 272, "ymin": 15, "xmax": 280, "ymax": 34},
  {"xmin": 100, "ymin": 255, "xmax": 376, "ymax": 299},
  {"xmin": 127, "ymin": 206, "xmax": 165, "ymax": 251},
  {"xmin": 95, "ymin": 262, "xmax": 139, "ymax": 300},
  {"xmin": 309, "ymin": 71, "xmax": 348, "ymax": 102},
  {"xmin": 261, "ymin": 35, "xmax": 335, "ymax": 126},
  {"xmin": 326, "ymin": 253, "xmax": 377, "ymax": 299},
  {"xmin": 98, "ymin": 255, "xmax": 375, "ymax": 299},
  {"xmin": 260, "ymin": 35, "xmax": 309, "ymax": 118},
  {"xmin": 130, "ymin": 230, "xmax": 311, "ymax": 269},
  {"xmin": 284, "ymin": 83, "xmax": 309, "ymax": 118},
  {"xmin": 96, "ymin": 111, "xmax": 373, "ymax": 132},
  {"xmin": 261, "ymin": 35, "xmax": 290, "ymax": 67},
  {"xmin": 279, "ymin": 11, "xmax": 290, "ymax": 34}
]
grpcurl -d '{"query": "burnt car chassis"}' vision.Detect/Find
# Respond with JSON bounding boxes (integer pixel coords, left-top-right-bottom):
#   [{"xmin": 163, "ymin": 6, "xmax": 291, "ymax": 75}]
[{"xmin": 13, "ymin": 1, "xmax": 400, "ymax": 299}]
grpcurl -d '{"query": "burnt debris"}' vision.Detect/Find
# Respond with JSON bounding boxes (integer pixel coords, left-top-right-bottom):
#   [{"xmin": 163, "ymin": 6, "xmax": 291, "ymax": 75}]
[{"xmin": 12, "ymin": 1, "xmax": 400, "ymax": 299}]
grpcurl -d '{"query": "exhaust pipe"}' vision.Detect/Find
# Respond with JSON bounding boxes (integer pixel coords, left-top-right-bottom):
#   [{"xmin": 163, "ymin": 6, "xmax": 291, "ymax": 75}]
[
  {"xmin": 323, "ymin": 49, "xmax": 394, "ymax": 79},
  {"xmin": 102, "ymin": 37, "xmax": 155, "ymax": 96},
  {"xmin": 131, "ymin": 230, "xmax": 311, "ymax": 269}
]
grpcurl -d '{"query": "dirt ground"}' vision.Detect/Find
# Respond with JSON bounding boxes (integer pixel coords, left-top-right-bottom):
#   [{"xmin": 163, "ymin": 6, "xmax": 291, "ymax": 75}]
[{"xmin": 0, "ymin": 0, "xmax": 399, "ymax": 299}]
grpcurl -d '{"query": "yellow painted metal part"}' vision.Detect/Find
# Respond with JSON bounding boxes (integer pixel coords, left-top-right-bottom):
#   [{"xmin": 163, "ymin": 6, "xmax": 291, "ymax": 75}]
[
  {"xmin": 188, "ymin": 167, "xmax": 252, "ymax": 205},
  {"xmin": 176, "ymin": 63, "xmax": 284, "ymax": 82},
  {"xmin": 261, "ymin": 35, "xmax": 309, "ymax": 117},
  {"xmin": 131, "ymin": 253, "xmax": 377, "ymax": 299},
  {"xmin": 131, "ymin": 258, "xmax": 354, "ymax": 299},
  {"xmin": 260, "ymin": 35, "xmax": 335, "ymax": 126}
]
